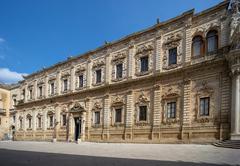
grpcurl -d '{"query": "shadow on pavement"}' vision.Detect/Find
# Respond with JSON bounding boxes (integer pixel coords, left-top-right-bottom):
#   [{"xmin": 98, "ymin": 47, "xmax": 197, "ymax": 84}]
[{"xmin": 0, "ymin": 149, "xmax": 232, "ymax": 166}]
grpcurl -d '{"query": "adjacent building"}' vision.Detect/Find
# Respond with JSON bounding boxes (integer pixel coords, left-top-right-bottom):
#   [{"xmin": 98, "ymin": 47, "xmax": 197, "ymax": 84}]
[{"xmin": 10, "ymin": 0, "xmax": 240, "ymax": 143}]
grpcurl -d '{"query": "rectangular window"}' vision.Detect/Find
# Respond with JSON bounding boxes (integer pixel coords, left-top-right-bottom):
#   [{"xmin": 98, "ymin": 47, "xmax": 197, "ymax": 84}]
[
  {"xmin": 200, "ymin": 97, "xmax": 210, "ymax": 116},
  {"xmin": 79, "ymin": 75, "xmax": 84, "ymax": 88},
  {"xmin": 96, "ymin": 69, "xmax": 102, "ymax": 84},
  {"xmin": 49, "ymin": 116, "xmax": 54, "ymax": 127},
  {"xmin": 115, "ymin": 108, "xmax": 122, "ymax": 123},
  {"xmin": 140, "ymin": 56, "xmax": 149, "ymax": 72},
  {"xmin": 50, "ymin": 83, "xmax": 55, "ymax": 95},
  {"xmin": 13, "ymin": 116, "xmax": 15, "ymax": 123},
  {"xmin": 13, "ymin": 99, "xmax": 17, "ymax": 106},
  {"xmin": 38, "ymin": 117, "xmax": 41, "ymax": 128},
  {"xmin": 139, "ymin": 106, "xmax": 147, "ymax": 121},
  {"xmin": 22, "ymin": 89, "xmax": 25, "ymax": 100},
  {"xmin": 29, "ymin": 89, "xmax": 33, "ymax": 99},
  {"xmin": 94, "ymin": 111, "xmax": 100, "ymax": 124},
  {"xmin": 62, "ymin": 114, "xmax": 67, "ymax": 126},
  {"xmin": 167, "ymin": 102, "xmax": 176, "ymax": 118},
  {"xmin": 28, "ymin": 118, "xmax": 31, "ymax": 128},
  {"xmin": 168, "ymin": 48, "xmax": 177, "ymax": 65},
  {"xmin": 39, "ymin": 86, "xmax": 43, "ymax": 97},
  {"xmin": 20, "ymin": 119, "xmax": 23, "ymax": 129},
  {"xmin": 116, "ymin": 63, "xmax": 123, "ymax": 79},
  {"xmin": 63, "ymin": 79, "xmax": 68, "ymax": 91}
]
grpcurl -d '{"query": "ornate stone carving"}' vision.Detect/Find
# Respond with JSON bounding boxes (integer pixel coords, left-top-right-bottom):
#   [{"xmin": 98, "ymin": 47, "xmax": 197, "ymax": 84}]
[
  {"xmin": 111, "ymin": 51, "xmax": 127, "ymax": 82},
  {"xmin": 92, "ymin": 59, "xmax": 105, "ymax": 68},
  {"xmin": 162, "ymin": 32, "xmax": 183, "ymax": 70},
  {"xmin": 111, "ymin": 95, "xmax": 124, "ymax": 107},
  {"xmin": 135, "ymin": 42, "xmax": 154, "ymax": 76}
]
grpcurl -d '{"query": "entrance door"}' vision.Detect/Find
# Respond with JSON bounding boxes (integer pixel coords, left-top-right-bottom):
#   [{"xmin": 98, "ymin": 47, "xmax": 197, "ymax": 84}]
[{"xmin": 74, "ymin": 117, "xmax": 81, "ymax": 141}]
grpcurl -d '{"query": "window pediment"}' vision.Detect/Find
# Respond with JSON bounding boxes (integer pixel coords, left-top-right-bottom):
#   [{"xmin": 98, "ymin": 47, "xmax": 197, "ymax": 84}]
[
  {"xmin": 112, "ymin": 52, "xmax": 127, "ymax": 62},
  {"xmin": 111, "ymin": 96, "xmax": 124, "ymax": 107},
  {"xmin": 92, "ymin": 59, "xmax": 105, "ymax": 68},
  {"xmin": 135, "ymin": 44, "xmax": 154, "ymax": 56},
  {"xmin": 70, "ymin": 102, "xmax": 85, "ymax": 113},
  {"xmin": 92, "ymin": 101, "xmax": 102, "ymax": 111}
]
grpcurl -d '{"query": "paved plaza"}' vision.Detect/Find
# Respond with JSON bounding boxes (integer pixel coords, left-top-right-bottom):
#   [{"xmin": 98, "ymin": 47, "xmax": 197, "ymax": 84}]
[{"xmin": 0, "ymin": 141, "xmax": 239, "ymax": 166}]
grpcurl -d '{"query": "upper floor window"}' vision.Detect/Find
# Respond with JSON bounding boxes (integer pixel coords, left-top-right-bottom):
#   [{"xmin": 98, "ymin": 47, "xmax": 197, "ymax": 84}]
[
  {"xmin": 207, "ymin": 30, "xmax": 218, "ymax": 53},
  {"xmin": 22, "ymin": 89, "xmax": 25, "ymax": 100},
  {"xmin": 50, "ymin": 83, "xmax": 55, "ymax": 95},
  {"xmin": 139, "ymin": 105, "xmax": 147, "ymax": 121},
  {"xmin": 167, "ymin": 102, "xmax": 176, "ymax": 118},
  {"xmin": 96, "ymin": 69, "xmax": 102, "ymax": 84},
  {"xmin": 115, "ymin": 108, "xmax": 122, "ymax": 123},
  {"xmin": 63, "ymin": 79, "xmax": 68, "ymax": 91},
  {"xmin": 39, "ymin": 86, "xmax": 43, "ymax": 97},
  {"xmin": 140, "ymin": 56, "xmax": 149, "ymax": 72},
  {"xmin": 94, "ymin": 111, "xmax": 100, "ymax": 124},
  {"xmin": 13, "ymin": 115, "xmax": 15, "ymax": 123},
  {"xmin": 116, "ymin": 63, "xmax": 123, "ymax": 79},
  {"xmin": 192, "ymin": 36, "xmax": 204, "ymax": 57},
  {"xmin": 168, "ymin": 48, "xmax": 177, "ymax": 65},
  {"xmin": 200, "ymin": 97, "xmax": 210, "ymax": 116},
  {"xmin": 13, "ymin": 99, "xmax": 17, "ymax": 106},
  {"xmin": 78, "ymin": 75, "xmax": 84, "ymax": 88},
  {"xmin": 29, "ymin": 89, "xmax": 33, "ymax": 99},
  {"xmin": 27, "ymin": 116, "xmax": 32, "ymax": 129}
]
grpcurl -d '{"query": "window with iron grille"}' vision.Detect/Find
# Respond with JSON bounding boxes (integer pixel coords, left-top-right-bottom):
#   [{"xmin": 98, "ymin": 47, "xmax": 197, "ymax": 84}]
[
  {"xmin": 168, "ymin": 48, "xmax": 177, "ymax": 65},
  {"xmin": 139, "ymin": 106, "xmax": 147, "ymax": 121},
  {"xmin": 167, "ymin": 102, "xmax": 176, "ymax": 118},
  {"xmin": 140, "ymin": 56, "xmax": 149, "ymax": 72},
  {"xmin": 200, "ymin": 97, "xmax": 210, "ymax": 116},
  {"xmin": 115, "ymin": 108, "xmax": 122, "ymax": 123}
]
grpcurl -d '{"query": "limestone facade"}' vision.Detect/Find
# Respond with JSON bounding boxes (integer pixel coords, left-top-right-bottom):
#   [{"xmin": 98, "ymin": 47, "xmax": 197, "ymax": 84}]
[{"xmin": 12, "ymin": 0, "xmax": 240, "ymax": 143}]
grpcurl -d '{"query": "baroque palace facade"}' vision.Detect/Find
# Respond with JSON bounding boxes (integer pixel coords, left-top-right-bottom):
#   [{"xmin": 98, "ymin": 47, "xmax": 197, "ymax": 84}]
[{"xmin": 10, "ymin": 0, "xmax": 240, "ymax": 143}]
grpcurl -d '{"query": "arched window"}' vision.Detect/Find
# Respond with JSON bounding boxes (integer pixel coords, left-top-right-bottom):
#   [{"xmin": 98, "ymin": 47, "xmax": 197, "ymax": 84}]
[
  {"xmin": 192, "ymin": 36, "xmax": 204, "ymax": 57},
  {"xmin": 207, "ymin": 30, "xmax": 218, "ymax": 53}
]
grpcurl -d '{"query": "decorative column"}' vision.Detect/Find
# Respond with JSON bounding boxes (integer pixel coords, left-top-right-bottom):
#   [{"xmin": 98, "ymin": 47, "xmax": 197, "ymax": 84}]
[
  {"xmin": 105, "ymin": 52, "xmax": 111, "ymax": 84},
  {"xmin": 53, "ymin": 104, "xmax": 60, "ymax": 142},
  {"xmin": 155, "ymin": 31, "xmax": 162, "ymax": 72},
  {"xmin": 127, "ymin": 41, "xmax": 135, "ymax": 79},
  {"xmin": 124, "ymin": 91, "xmax": 134, "ymax": 140},
  {"xmin": 85, "ymin": 98, "xmax": 91, "ymax": 140},
  {"xmin": 44, "ymin": 75, "xmax": 49, "ymax": 98},
  {"xmin": 227, "ymin": 50, "xmax": 240, "ymax": 140},
  {"xmin": 56, "ymin": 71, "xmax": 61, "ymax": 95},
  {"xmin": 102, "ymin": 95, "xmax": 110, "ymax": 140},
  {"xmin": 70, "ymin": 66, "xmax": 75, "ymax": 92},
  {"xmin": 152, "ymin": 85, "xmax": 161, "ymax": 140},
  {"xmin": 181, "ymin": 79, "xmax": 191, "ymax": 140},
  {"xmin": 86, "ymin": 59, "xmax": 92, "ymax": 89}
]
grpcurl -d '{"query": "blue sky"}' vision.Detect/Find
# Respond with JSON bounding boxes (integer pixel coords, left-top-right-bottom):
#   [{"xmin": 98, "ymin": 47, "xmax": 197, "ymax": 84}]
[{"xmin": 0, "ymin": 0, "xmax": 222, "ymax": 84}]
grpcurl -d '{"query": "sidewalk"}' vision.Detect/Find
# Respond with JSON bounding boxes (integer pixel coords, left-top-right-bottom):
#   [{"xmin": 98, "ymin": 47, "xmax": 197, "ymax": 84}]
[{"xmin": 0, "ymin": 141, "xmax": 239, "ymax": 165}]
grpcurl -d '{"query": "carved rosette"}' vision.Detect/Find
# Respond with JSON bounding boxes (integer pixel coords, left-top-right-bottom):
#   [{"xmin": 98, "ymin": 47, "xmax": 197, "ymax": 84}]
[
  {"xmin": 135, "ymin": 43, "xmax": 154, "ymax": 76},
  {"xmin": 111, "ymin": 51, "xmax": 127, "ymax": 81},
  {"xmin": 162, "ymin": 33, "xmax": 183, "ymax": 70}
]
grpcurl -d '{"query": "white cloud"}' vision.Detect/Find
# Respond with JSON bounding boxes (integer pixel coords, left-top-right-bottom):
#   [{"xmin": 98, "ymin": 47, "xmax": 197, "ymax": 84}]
[
  {"xmin": 0, "ymin": 68, "xmax": 28, "ymax": 84},
  {"xmin": 0, "ymin": 38, "xmax": 5, "ymax": 43}
]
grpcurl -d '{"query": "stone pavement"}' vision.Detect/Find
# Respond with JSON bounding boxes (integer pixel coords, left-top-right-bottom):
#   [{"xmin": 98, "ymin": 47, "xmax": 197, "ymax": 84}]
[{"xmin": 0, "ymin": 141, "xmax": 239, "ymax": 166}]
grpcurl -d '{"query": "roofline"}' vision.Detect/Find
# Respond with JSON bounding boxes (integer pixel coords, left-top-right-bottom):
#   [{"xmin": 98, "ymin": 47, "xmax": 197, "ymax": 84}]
[{"xmin": 23, "ymin": 0, "xmax": 229, "ymax": 80}]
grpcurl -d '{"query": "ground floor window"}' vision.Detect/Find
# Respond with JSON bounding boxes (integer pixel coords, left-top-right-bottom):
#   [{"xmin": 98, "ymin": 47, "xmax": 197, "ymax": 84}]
[
  {"xmin": 139, "ymin": 105, "xmax": 147, "ymax": 121},
  {"xmin": 167, "ymin": 102, "xmax": 176, "ymax": 118},
  {"xmin": 200, "ymin": 97, "xmax": 210, "ymax": 116},
  {"xmin": 38, "ymin": 116, "xmax": 42, "ymax": 128},
  {"xmin": 94, "ymin": 111, "xmax": 100, "ymax": 125},
  {"xmin": 62, "ymin": 114, "xmax": 67, "ymax": 126},
  {"xmin": 115, "ymin": 108, "xmax": 122, "ymax": 123}
]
